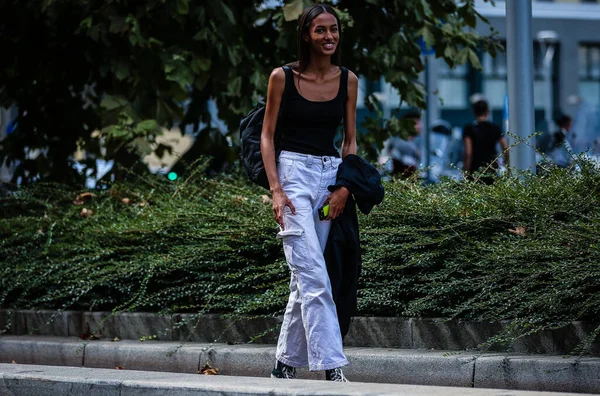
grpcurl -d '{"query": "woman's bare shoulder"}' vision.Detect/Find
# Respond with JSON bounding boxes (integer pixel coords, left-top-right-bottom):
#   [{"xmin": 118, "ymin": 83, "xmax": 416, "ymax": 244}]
[
  {"xmin": 346, "ymin": 69, "xmax": 358, "ymax": 84},
  {"xmin": 269, "ymin": 67, "xmax": 286, "ymax": 80},
  {"xmin": 268, "ymin": 67, "xmax": 286, "ymax": 88}
]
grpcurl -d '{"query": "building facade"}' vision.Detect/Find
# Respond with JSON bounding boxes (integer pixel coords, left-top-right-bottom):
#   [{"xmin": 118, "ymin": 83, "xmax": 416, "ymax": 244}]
[{"xmin": 364, "ymin": 0, "xmax": 600, "ymax": 153}]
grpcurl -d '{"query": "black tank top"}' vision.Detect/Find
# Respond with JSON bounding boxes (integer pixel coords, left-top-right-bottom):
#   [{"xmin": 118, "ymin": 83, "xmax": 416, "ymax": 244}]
[{"xmin": 278, "ymin": 66, "xmax": 348, "ymax": 157}]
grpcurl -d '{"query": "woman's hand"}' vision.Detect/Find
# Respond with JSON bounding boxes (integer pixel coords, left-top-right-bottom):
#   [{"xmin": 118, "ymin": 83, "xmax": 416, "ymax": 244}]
[
  {"xmin": 272, "ymin": 189, "xmax": 295, "ymax": 229},
  {"xmin": 326, "ymin": 186, "xmax": 350, "ymax": 220}
]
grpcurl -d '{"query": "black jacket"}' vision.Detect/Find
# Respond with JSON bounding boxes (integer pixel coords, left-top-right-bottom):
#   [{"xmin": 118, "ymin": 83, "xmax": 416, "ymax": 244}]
[{"xmin": 324, "ymin": 155, "xmax": 384, "ymax": 338}]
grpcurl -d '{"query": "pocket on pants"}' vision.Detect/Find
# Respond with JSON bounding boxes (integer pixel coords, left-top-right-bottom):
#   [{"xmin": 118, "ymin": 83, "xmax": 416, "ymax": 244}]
[
  {"xmin": 277, "ymin": 221, "xmax": 310, "ymax": 271},
  {"xmin": 277, "ymin": 159, "xmax": 296, "ymax": 188}
]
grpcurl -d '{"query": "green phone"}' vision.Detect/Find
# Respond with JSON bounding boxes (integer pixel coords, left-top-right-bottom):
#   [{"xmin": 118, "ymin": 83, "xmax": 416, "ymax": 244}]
[{"xmin": 318, "ymin": 203, "xmax": 330, "ymax": 221}]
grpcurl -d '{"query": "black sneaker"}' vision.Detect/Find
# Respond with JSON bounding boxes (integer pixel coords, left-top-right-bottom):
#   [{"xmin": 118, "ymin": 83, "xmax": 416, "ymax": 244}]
[
  {"xmin": 271, "ymin": 360, "xmax": 297, "ymax": 379},
  {"xmin": 325, "ymin": 367, "xmax": 349, "ymax": 382}
]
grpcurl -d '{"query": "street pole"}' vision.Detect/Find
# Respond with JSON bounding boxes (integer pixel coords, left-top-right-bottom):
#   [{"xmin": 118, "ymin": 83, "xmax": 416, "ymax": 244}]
[
  {"xmin": 506, "ymin": 0, "xmax": 536, "ymax": 174},
  {"xmin": 538, "ymin": 31, "xmax": 559, "ymax": 135},
  {"xmin": 423, "ymin": 56, "xmax": 432, "ymax": 178},
  {"xmin": 543, "ymin": 47, "xmax": 554, "ymax": 134}
]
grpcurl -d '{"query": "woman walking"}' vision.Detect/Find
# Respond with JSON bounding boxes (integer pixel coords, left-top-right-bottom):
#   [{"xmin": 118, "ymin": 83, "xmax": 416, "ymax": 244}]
[{"xmin": 260, "ymin": 4, "xmax": 358, "ymax": 382}]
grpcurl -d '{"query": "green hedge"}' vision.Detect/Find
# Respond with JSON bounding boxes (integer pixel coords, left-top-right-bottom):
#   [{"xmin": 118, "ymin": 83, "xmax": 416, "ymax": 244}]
[{"xmin": 2, "ymin": 160, "xmax": 600, "ymax": 351}]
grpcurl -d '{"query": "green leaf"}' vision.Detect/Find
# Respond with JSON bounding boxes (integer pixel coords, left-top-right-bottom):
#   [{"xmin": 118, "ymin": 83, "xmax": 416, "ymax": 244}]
[
  {"xmin": 191, "ymin": 58, "xmax": 211, "ymax": 72},
  {"xmin": 227, "ymin": 76, "xmax": 242, "ymax": 97},
  {"xmin": 126, "ymin": 15, "xmax": 144, "ymax": 47},
  {"xmin": 118, "ymin": 112, "xmax": 135, "ymax": 126},
  {"xmin": 130, "ymin": 137, "xmax": 153, "ymax": 156},
  {"xmin": 193, "ymin": 28, "xmax": 210, "ymax": 41},
  {"xmin": 113, "ymin": 61, "xmax": 130, "ymax": 81},
  {"xmin": 165, "ymin": 57, "xmax": 193, "ymax": 89},
  {"xmin": 441, "ymin": 23, "xmax": 454, "ymax": 35},
  {"xmin": 79, "ymin": 17, "xmax": 93, "ymax": 31},
  {"xmin": 420, "ymin": 25, "xmax": 435, "ymax": 48},
  {"xmin": 137, "ymin": 120, "xmax": 160, "ymax": 133},
  {"xmin": 283, "ymin": 0, "xmax": 308, "ymax": 22},
  {"xmin": 175, "ymin": 0, "xmax": 189, "ymax": 15},
  {"xmin": 459, "ymin": 4, "xmax": 477, "ymax": 28},
  {"xmin": 100, "ymin": 95, "xmax": 129, "ymax": 111},
  {"xmin": 456, "ymin": 47, "xmax": 470, "ymax": 65},
  {"xmin": 220, "ymin": 2, "xmax": 236, "ymax": 24},
  {"xmin": 467, "ymin": 49, "xmax": 482, "ymax": 69},
  {"xmin": 164, "ymin": 63, "xmax": 175, "ymax": 74},
  {"xmin": 250, "ymin": 70, "xmax": 264, "ymax": 90},
  {"xmin": 148, "ymin": 37, "xmax": 163, "ymax": 48},
  {"xmin": 443, "ymin": 46, "xmax": 456, "ymax": 68},
  {"xmin": 227, "ymin": 47, "xmax": 241, "ymax": 66},
  {"xmin": 418, "ymin": 0, "xmax": 433, "ymax": 18}
]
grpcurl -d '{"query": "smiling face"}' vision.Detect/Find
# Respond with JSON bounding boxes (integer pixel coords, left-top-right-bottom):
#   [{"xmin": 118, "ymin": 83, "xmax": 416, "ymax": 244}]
[
  {"xmin": 304, "ymin": 12, "xmax": 339, "ymax": 57},
  {"xmin": 296, "ymin": 5, "xmax": 342, "ymax": 71}
]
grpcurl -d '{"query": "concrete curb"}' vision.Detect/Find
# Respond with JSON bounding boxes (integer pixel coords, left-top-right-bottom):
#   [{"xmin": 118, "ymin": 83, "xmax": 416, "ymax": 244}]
[
  {"xmin": 0, "ymin": 363, "xmax": 588, "ymax": 396},
  {"xmin": 2, "ymin": 310, "xmax": 599, "ymax": 354},
  {"xmin": 1, "ymin": 336, "xmax": 599, "ymax": 393}
]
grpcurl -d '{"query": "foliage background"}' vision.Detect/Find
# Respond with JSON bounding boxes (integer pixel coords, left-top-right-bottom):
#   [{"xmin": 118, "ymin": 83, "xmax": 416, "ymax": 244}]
[
  {"xmin": 2, "ymin": 159, "xmax": 600, "ymax": 352},
  {"xmin": 0, "ymin": 0, "xmax": 500, "ymax": 183}
]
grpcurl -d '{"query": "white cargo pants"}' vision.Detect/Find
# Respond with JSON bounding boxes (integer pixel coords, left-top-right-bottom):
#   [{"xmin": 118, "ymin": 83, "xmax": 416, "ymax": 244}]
[{"xmin": 275, "ymin": 150, "xmax": 348, "ymax": 371}]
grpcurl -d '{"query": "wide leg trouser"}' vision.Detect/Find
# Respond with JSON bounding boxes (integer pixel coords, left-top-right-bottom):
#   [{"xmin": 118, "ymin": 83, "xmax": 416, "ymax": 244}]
[{"xmin": 274, "ymin": 150, "xmax": 348, "ymax": 371}]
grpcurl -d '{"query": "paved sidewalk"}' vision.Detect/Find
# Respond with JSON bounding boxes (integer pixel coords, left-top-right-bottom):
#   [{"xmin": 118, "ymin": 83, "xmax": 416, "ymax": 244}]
[
  {"xmin": 0, "ymin": 363, "xmax": 589, "ymax": 396},
  {"xmin": 1, "ymin": 336, "xmax": 599, "ymax": 394}
]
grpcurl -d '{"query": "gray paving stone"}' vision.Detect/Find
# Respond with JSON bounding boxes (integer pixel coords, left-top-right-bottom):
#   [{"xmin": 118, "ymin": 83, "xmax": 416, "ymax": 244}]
[
  {"xmin": 473, "ymin": 354, "xmax": 600, "ymax": 394},
  {"xmin": 411, "ymin": 318, "xmax": 504, "ymax": 351},
  {"xmin": 172, "ymin": 313, "xmax": 281, "ymax": 344},
  {"xmin": 344, "ymin": 347, "xmax": 477, "ymax": 386},
  {"xmin": 198, "ymin": 343, "xmax": 322, "ymax": 380},
  {"xmin": 0, "ymin": 364, "xmax": 122, "ymax": 396},
  {"xmin": 0, "ymin": 336, "xmax": 85, "ymax": 366},
  {"xmin": 344, "ymin": 317, "xmax": 412, "ymax": 348},
  {"xmin": 2, "ymin": 377, "xmax": 121, "ymax": 396},
  {"xmin": 198, "ymin": 344, "xmax": 476, "ymax": 385},
  {"xmin": 12, "ymin": 310, "xmax": 81, "ymax": 337},
  {"xmin": 83, "ymin": 339, "xmax": 203, "ymax": 373},
  {"xmin": 0, "ymin": 373, "xmax": 8, "ymax": 396},
  {"xmin": 82, "ymin": 312, "xmax": 172, "ymax": 341}
]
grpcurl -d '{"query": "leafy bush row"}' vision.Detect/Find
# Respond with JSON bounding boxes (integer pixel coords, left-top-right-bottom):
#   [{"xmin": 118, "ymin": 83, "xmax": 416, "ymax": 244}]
[{"xmin": 2, "ymin": 160, "xmax": 600, "ymax": 351}]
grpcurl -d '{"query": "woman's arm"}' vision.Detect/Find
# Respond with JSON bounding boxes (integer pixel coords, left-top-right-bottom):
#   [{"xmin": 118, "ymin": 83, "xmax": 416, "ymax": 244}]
[
  {"xmin": 341, "ymin": 70, "xmax": 358, "ymax": 158},
  {"xmin": 327, "ymin": 70, "xmax": 358, "ymax": 220},
  {"xmin": 261, "ymin": 67, "xmax": 295, "ymax": 227},
  {"xmin": 463, "ymin": 135, "xmax": 473, "ymax": 173}
]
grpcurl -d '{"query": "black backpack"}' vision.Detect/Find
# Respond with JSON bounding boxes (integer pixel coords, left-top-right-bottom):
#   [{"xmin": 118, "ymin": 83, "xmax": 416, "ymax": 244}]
[{"xmin": 239, "ymin": 65, "xmax": 290, "ymax": 190}]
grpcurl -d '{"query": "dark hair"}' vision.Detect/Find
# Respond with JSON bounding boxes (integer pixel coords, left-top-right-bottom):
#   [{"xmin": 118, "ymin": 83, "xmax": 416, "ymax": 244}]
[
  {"xmin": 296, "ymin": 4, "xmax": 342, "ymax": 73},
  {"xmin": 555, "ymin": 114, "xmax": 572, "ymax": 128},
  {"xmin": 402, "ymin": 108, "xmax": 421, "ymax": 120},
  {"xmin": 472, "ymin": 100, "xmax": 489, "ymax": 117}
]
